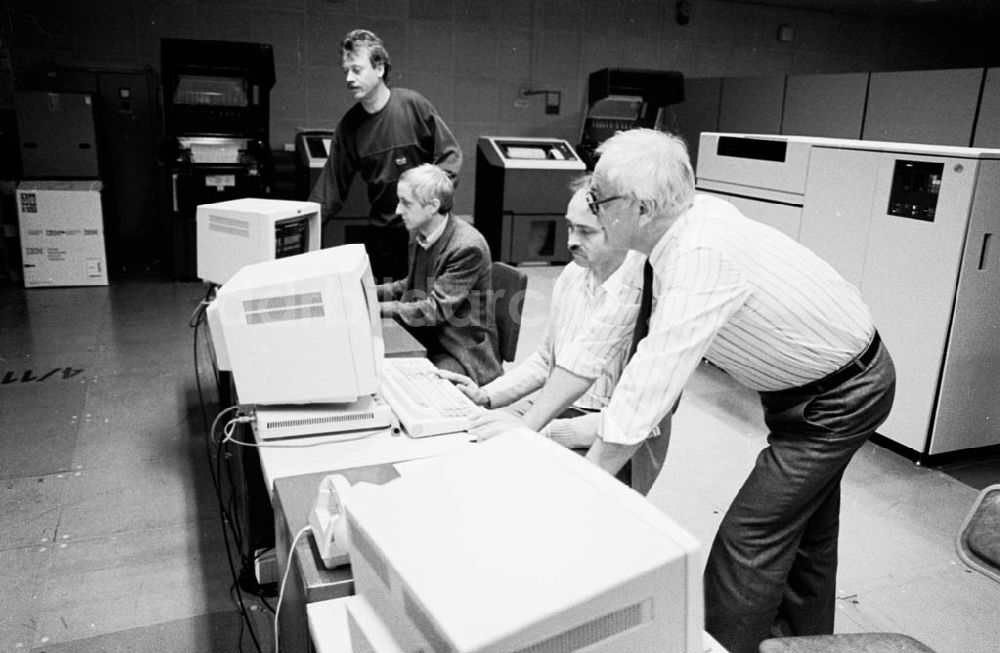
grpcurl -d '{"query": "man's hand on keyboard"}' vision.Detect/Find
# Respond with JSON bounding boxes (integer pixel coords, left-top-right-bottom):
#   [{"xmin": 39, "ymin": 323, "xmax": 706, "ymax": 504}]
[
  {"xmin": 434, "ymin": 369, "xmax": 490, "ymax": 407},
  {"xmin": 468, "ymin": 409, "xmax": 525, "ymax": 443}
]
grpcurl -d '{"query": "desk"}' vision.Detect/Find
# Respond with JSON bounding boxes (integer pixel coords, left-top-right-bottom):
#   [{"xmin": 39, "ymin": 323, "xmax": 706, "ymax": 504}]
[
  {"xmin": 269, "ymin": 452, "xmax": 473, "ymax": 652},
  {"xmin": 257, "ymin": 428, "xmax": 473, "ymax": 491},
  {"xmin": 267, "ymin": 440, "xmax": 473, "ymax": 653},
  {"xmin": 273, "ymin": 464, "xmax": 402, "ymax": 653},
  {"xmin": 307, "ymin": 596, "xmax": 730, "ymax": 653},
  {"xmin": 237, "ymin": 316, "xmax": 467, "ymax": 651},
  {"xmin": 255, "ymin": 319, "xmax": 467, "ymax": 492},
  {"xmin": 381, "ymin": 316, "xmax": 426, "ymax": 358},
  {"xmin": 223, "ymin": 316, "xmax": 428, "ymax": 558}
]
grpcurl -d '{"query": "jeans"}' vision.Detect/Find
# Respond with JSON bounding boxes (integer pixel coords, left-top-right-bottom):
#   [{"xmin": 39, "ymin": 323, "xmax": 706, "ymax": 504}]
[{"xmin": 704, "ymin": 340, "xmax": 896, "ymax": 653}]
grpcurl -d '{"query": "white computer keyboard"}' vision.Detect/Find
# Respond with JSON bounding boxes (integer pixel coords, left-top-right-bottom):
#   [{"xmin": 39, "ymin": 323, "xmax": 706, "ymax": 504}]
[{"xmin": 380, "ymin": 357, "xmax": 480, "ymax": 438}]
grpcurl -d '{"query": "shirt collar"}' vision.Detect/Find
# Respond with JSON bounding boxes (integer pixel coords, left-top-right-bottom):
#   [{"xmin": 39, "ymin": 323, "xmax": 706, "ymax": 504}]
[
  {"xmin": 649, "ymin": 199, "xmax": 697, "ymax": 268},
  {"xmin": 417, "ymin": 215, "xmax": 449, "ymax": 249},
  {"xmin": 587, "ymin": 250, "xmax": 645, "ymax": 296}
]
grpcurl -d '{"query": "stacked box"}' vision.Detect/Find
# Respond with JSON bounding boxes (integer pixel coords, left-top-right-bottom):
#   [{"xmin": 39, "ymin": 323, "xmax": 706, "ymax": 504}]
[{"xmin": 16, "ymin": 180, "xmax": 108, "ymax": 287}]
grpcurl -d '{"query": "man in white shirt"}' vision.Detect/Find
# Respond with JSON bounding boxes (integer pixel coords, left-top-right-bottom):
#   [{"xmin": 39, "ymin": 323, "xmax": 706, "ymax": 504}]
[
  {"xmin": 476, "ymin": 128, "xmax": 896, "ymax": 653},
  {"xmin": 442, "ymin": 181, "xmax": 670, "ymax": 495}
]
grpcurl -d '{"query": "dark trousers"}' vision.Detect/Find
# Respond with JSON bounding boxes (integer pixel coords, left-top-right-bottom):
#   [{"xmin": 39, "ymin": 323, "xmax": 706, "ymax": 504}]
[
  {"xmin": 704, "ymin": 341, "xmax": 896, "ymax": 653},
  {"xmin": 366, "ymin": 220, "xmax": 410, "ymax": 283}
]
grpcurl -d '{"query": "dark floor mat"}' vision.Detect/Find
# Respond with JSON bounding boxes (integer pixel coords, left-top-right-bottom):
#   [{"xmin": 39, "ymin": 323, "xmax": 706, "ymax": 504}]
[{"xmin": 0, "ymin": 372, "xmax": 87, "ymax": 479}]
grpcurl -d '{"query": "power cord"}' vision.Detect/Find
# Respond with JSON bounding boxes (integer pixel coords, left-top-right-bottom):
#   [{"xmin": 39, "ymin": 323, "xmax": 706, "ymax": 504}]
[
  {"xmin": 191, "ymin": 292, "xmax": 265, "ymax": 653},
  {"xmin": 273, "ymin": 525, "xmax": 312, "ymax": 653},
  {"xmin": 213, "ymin": 417, "xmax": 266, "ymax": 653}
]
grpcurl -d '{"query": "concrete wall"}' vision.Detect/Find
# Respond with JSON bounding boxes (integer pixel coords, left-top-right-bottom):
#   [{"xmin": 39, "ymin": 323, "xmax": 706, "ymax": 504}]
[{"xmin": 5, "ymin": 0, "xmax": 997, "ymax": 209}]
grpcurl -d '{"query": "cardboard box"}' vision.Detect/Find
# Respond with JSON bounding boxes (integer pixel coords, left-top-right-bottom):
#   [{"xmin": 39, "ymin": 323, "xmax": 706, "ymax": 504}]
[{"xmin": 16, "ymin": 180, "xmax": 108, "ymax": 287}]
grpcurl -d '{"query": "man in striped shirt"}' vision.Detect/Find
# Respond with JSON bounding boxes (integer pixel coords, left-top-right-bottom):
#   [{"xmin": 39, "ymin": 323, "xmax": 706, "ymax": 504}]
[
  {"xmin": 500, "ymin": 128, "xmax": 897, "ymax": 653},
  {"xmin": 442, "ymin": 182, "xmax": 670, "ymax": 495}
]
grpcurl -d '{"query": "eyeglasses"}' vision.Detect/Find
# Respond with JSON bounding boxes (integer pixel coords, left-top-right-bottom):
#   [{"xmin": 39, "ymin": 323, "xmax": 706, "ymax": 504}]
[{"xmin": 586, "ymin": 188, "xmax": 625, "ymax": 217}]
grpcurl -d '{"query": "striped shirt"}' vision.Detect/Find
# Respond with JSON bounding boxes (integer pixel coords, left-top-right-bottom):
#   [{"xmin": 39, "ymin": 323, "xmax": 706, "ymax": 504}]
[
  {"xmin": 484, "ymin": 250, "xmax": 645, "ymax": 410},
  {"xmin": 568, "ymin": 194, "xmax": 874, "ymax": 446}
]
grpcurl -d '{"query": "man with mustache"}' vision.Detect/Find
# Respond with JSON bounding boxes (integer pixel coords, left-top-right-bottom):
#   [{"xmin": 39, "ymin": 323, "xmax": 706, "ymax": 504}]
[
  {"xmin": 310, "ymin": 29, "xmax": 462, "ymax": 282},
  {"xmin": 439, "ymin": 178, "xmax": 672, "ymax": 495}
]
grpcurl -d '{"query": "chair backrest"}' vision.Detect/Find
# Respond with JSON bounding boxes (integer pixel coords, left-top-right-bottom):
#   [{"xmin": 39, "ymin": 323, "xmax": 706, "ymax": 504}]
[
  {"xmin": 490, "ymin": 262, "xmax": 528, "ymax": 363},
  {"xmin": 957, "ymin": 483, "xmax": 1000, "ymax": 584}
]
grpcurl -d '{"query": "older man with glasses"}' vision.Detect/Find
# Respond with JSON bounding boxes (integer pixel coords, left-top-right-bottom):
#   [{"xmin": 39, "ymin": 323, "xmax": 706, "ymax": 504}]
[{"xmin": 474, "ymin": 128, "xmax": 897, "ymax": 653}]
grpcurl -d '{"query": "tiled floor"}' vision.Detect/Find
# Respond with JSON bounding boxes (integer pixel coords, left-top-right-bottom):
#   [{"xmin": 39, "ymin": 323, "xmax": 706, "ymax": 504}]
[{"xmin": 1, "ymin": 267, "xmax": 999, "ymax": 652}]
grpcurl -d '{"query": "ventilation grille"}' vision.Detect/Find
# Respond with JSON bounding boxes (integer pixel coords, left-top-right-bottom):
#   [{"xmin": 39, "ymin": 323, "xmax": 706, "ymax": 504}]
[
  {"xmin": 243, "ymin": 292, "xmax": 324, "ymax": 325},
  {"xmin": 244, "ymin": 292, "xmax": 322, "ymax": 312},
  {"xmin": 404, "ymin": 589, "xmax": 454, "ymax": 653},
  {"xmin": 348, "ymin": 519, "xmax": 391, "ymax": 588},
  {"xmin": 514, "ymin": 599, "xmax": 653, "ymax": 653},
  {"xmin": 208, "ymin": 214, "xmax": 251, "ymax": 238},
  {"xmin": 265, "ymin": 411, "xmax": 376, "ymax": 429}
]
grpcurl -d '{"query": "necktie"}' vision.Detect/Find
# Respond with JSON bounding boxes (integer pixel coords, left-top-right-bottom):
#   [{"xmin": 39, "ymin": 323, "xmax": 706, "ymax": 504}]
[{"xmin": 627, "ymin": 260, "xmax": 654, "ymax": 362}]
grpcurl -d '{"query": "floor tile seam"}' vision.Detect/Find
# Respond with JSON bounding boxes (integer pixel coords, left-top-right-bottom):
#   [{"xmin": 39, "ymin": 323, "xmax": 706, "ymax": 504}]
[
  {"xmin": 37, "ymin": 516, "xmax": 225, "ymax": 549},
  {"xmin": 838, "ymin": 557, "xmax": 985, "ymax": 595},
  {"xmin": 841, "ymin": 506, "xmax": 976, "ymax": 544},
  {"xmin": 24, "ymin": 605, "xmax": 255, "ymax": 651},
  {"xmin": 0, "ymin": 470, "xmax": 86, "ymax": 488},
  {"xmin": 0, "ymin": 538, "xmax": 64, "ymax": 555},
  {"xmin": 25, "ymin": 606, "xmax": 229, "ymax": 649}
]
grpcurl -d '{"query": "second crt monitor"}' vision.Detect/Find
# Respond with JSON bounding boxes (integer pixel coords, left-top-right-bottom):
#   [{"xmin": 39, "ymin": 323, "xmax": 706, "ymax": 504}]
[{"xmin": 196, "ymin": 197, "xmax": 320, "ymax": 286}]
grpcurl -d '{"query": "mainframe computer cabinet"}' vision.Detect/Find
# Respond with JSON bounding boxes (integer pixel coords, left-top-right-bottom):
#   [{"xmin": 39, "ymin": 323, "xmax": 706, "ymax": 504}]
[
  {"xmin": 800, "ymin": 143, "xmax": 1000, "ymax": 457},
  {"xmin": 697, "ymin": 132, "xmax": 1000, "ymax": 459}
]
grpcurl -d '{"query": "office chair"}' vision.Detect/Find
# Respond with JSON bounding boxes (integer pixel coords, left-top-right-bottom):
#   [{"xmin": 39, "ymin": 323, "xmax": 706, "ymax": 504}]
[
  {"xmin": 957, "ymin": 483, "xmax": 1000, "ymax": 584},
  {"xmin": 758, "ymin": 633, "xmax": 936, "ymax": 652},
  {"xmin": 490, "ymin": 261, "xmax": 527, "ymax": 364}
]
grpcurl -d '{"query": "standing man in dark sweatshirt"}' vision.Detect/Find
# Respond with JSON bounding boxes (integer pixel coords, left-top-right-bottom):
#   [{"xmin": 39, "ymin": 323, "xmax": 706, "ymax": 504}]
[
  {"xmin": 376, "ymin": 164, "xmax": 501, "ymax": 386},
  {"xmin": 309, "ymin": 29, "xmax": 463, "ymax": 282}
]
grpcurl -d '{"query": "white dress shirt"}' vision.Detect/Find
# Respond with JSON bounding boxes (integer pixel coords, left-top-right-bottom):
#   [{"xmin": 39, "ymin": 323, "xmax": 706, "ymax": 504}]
[
  {"xmin": 561, "ymin": 194, "xmax": 874, "ymax": 446},
  {"xmin": 416, "ymin": 215, "xmax": 448, "ymax": 249},
  {"xmin": 483, "ymin": 250, "xmax": 645, "ymax": 410}
]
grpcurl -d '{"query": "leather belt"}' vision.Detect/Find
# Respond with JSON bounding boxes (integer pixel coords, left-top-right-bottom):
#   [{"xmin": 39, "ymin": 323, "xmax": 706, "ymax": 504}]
[{"xmin": 798, "ymin": 331, "xmax": 882, "ymax": 396}]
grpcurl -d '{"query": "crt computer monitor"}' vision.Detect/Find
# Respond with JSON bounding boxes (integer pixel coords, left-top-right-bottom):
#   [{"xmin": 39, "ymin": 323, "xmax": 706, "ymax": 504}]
[
  {"xmin": 342, "ymin": 430, "xmax": 704, "ymax": 652},
  {"xmin": 205, "ymin": 244, "xmax": 384, "ymax": 406},
  {"xmin": 196, "ymin": 198, "xmax": 321, "ymax": 286}
]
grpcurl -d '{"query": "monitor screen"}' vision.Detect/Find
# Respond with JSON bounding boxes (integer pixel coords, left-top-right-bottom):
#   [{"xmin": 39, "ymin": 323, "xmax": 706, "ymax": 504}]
[
  {"xmin": 274, "ymin": 216, "xmax": 312, "ymax": 259},
  {"xmin": 206, "ymin": 244, "xmax": 384, "ymax": 406},
  {"xmin": 504, "ymin": 145, "xmax": 549, "ymax": 160},
  {"xmin": 305, "ymin": 136, "xmax": 328, "ymax": 159},
  {"xmin": 174, "ymin": 74, "xmax": 248, "ymax": 107},
  {"xmin": 887, "ymin": 159, "xmax": 943, "ymax": 222}
]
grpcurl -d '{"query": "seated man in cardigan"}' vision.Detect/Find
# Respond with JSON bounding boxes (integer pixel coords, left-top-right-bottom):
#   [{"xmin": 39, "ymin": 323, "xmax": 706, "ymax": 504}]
[{"xmin": 375, "ymin": 164, "xmax": 502, "ymax": 385}]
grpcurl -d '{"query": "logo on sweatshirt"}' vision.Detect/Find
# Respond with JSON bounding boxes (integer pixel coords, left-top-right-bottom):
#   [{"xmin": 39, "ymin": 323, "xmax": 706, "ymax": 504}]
[{"xmin": 395, "ymin": 156, "xmax": 408, "ymax": 167}]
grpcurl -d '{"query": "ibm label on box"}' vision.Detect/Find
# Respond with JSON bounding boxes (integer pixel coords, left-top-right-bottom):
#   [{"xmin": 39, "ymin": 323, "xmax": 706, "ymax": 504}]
[
  {"xmin": 16, "ymin": 183, "xmax": 108, "ymax": 287},
  {"xmin": 19, "ymin": 192, "xmax": 38, "ymax": 214}
]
